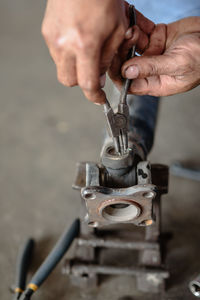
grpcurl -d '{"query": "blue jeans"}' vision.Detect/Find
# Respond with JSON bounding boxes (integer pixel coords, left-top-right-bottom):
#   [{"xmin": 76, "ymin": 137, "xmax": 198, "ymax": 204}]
[{"xmin": 127, "ymin": 0, "xmax": 200, "ymax": 23}]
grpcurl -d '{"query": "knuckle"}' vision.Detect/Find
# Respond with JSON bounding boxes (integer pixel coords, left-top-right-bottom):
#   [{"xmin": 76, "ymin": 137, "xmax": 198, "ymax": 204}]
[
  {"xmin": 73, "ymin": 26, "xmax": 97, "ymax": 52},
  {"xmin": 175, "ymin": 52, "xmax": 192, "ymax": 74},
  {"xmin": 146, "ymin": 61, "xmax": 157, "ymax": 76},
  {"xmin": 157, "ymin": 23, "xmax": 167, "ymax": 32},
  {"xmin": 76, "ymin": 36, "xmax": 96, "ymax": 53},
  {"xmin": 41, "ymin": 23, "xmax": 50, "ymax": 40}
]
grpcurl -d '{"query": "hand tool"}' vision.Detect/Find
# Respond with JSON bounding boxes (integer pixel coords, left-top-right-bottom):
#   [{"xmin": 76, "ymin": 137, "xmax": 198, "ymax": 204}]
[
  {"xmin": 103, "ymin": 5, "xmax": 136, "ymax": 155},
  {"xmin": 13, "ymin": 239, "xmax": 34, "ymax": 300},
  {"xmin": 12, "ymin": 219, "xmax": 80, "ymax": 300},
  {"xmin": 20, "ymin": 218, "xmax": 79, "ymax": 300}
]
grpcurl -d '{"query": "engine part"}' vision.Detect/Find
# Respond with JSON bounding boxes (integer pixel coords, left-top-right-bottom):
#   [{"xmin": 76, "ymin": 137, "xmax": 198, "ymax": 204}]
[{"xmin": 81, "ymin": 160, "xmax": 156, "ymax": 227}]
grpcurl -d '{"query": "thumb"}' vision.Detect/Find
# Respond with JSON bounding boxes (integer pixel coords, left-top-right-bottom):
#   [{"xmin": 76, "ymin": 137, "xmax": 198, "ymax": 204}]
[{"xmin": 121, "ymin": 54, "xmax": 175, "ymax": 79}]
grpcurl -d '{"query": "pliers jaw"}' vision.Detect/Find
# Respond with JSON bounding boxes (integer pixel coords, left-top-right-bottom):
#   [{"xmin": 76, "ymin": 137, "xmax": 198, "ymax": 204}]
[{"xmin": 104, "ymin": 100, "xmax": 129, "ymax": 155}]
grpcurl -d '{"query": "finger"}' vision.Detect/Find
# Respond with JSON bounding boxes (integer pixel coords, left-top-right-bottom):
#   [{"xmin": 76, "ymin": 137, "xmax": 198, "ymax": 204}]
[
  {"xmin": 122, "ymin": 25, "xmax": 160, "ymax": 56},
  {"xmin": 125, "ymin": 6, "xmax": 155, "ymax": 35},
  {"xmin": 108, "ymin": 26, "xmax": 140, "ymax": 94},
  {"xmin": 44, "ymin": 35, "xmax": 78, "ymax": 87},
  {"xmin": 100, "ymin": 24, "xmax": 127, "ymax": 75},
  {"xmin": 76, "ymin": 47, "xmax": 106, "ymax": 104},
  {"xmin": 122, "ymin": 54, "xmax": 176, "ymax": 80},
  {"xmin": 143, "ymin": 23, "xmax": 167, "ymax": 56},
  {"xmin": 129, "ymin": 76, "xmax": 163, "ymax": 96},
  {"xmin": 119, "ymin": 25, "xmax": 140, "ymax": 59},
  {"xmin": 57, "ymin": 54, "xmax": 77, "ymax": 87},
  {"xmin": 125, "ymin": 27, "xmax": 133, "ymax": 40},
  {"xmin": 108, "ymin": 55, "xmax": 123, "ymax": 85},
  {"xmin": 135, "ymin": 9, "xmax": 155, "ymax": 35},
  {"xmin": 129, "ymin": 75, "xmax": 182, "ymax": 96}
]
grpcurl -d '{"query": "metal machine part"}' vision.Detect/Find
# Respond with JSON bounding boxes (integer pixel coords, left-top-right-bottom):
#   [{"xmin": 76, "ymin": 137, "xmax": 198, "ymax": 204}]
[
  {"xmin": 189, "ymin": 275, "xmax": 200, "ymax": 298},
  {"xmin": 63, "ymin": 263, "xmax": 169, "ymax": 291},
  {"xmin": 67, "ymin": 155, "xmax": 169, "ymax": 292},
  {"xmin": 66, "ymin": 140, "xmax": 169, "ymax": 294},
  {"xmin": 81, "ymin": 161, "xmax": 156, "ymax": 227}
]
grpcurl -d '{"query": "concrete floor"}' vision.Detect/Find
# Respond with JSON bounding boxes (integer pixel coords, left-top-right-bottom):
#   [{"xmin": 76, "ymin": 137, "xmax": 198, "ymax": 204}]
[{"xmin": 0, "ymin": 1, "xmax": 200, "ymax": 299}]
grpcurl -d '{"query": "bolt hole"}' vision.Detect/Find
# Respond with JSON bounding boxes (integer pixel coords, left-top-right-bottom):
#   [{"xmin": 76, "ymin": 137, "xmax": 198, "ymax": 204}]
[
  {"xmin": 82, "ymin": 273, "xmax": 89, "ymax": 278},
  {"xmin": 139, "ymin": 219, "xmax": 153, "ymax": 226},
  {"xmin": 84, "ymin": 192, "xmax": 96, "ymax": 200},
  {"xmin": 88, "ymin": 221, "xmax": 98, "ymax": 227},
  {"xmin": 143, "ymin": 192, "xmax": 154, "ymax": 199}
]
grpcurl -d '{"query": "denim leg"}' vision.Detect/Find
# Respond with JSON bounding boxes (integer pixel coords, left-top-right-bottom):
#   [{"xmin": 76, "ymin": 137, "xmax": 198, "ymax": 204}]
[{"xmin": 128, "ymin": 95, "xmax": 160, "ymax": 155}]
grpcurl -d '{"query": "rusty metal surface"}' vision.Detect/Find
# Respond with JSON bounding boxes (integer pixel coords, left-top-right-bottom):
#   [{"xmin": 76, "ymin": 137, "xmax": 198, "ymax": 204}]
[
  {"xmin": 70, "ymin": 144, "xmax": 169, "ymax": 294},
  {"xmin": 81, "ymin": 161, "xmax": 157, "ymax": 228},
  {"xmin": 63, "ymin": 261, "xmax": 169, "ymax": 279},
  {"xmin": 77, "ymin": 236, "xmax": 159, "ymax": 251}
]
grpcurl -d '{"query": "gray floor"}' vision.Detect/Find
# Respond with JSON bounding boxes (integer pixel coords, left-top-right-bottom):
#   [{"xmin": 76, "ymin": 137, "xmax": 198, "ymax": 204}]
[{"xmin": 0, "ymin": 1, "xmax": 200, "ymax": 299}]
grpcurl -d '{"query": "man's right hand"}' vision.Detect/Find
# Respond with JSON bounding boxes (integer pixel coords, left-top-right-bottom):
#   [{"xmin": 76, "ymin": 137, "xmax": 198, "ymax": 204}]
[{"xmin": 42, "ymin": 0, "xmax": 129, "ymax": 104}]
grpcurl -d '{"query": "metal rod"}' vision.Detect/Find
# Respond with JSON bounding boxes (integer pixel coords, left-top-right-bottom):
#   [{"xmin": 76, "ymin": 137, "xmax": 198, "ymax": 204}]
[
  {"xmin": 64, "ymin": 262, "xmax": 169, "ymax": 278},
  {"xmin": 77, "ymin": 237, "xmax": 159, "ymax": 251}
]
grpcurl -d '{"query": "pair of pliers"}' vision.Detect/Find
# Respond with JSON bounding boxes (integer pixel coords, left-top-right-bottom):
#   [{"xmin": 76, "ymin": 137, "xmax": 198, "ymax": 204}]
[
  {"xmin": 104, "ymin": 5, "xmax": 136, "ymax": 155},
  {"xmin": 12, "ymin": 219, "xmax": 80, "ymax": 300}
]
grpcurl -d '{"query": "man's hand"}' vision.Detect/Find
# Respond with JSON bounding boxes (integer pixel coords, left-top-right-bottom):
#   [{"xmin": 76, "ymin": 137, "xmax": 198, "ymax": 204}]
[
  {"xmin": 109, "ymin": 17, "xmax": 200, "ymax": 96},
  {"xmin": 42, "ymin": 0, "xmax": 129, "ymax": 104}
]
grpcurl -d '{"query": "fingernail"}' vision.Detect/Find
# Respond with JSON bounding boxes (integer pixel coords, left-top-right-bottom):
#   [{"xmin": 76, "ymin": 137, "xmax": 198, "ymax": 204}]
[
  {"xmin": 100, "ymin": 74, "xmax": 106, "ymax": 88},
  {"xmin": 94, "ymin": 102, "xmax": 101, "ymax": 106},
  {"xmin": 125, "ymin": 27, "xmax": 133, "ymax": 39},
  {"xmin": 125, "ymin": 65, "xmax": 139, "ymax": 79}
]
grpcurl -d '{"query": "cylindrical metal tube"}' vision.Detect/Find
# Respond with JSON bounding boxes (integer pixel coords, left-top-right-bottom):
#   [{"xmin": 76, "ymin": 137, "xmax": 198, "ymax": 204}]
[
  {"xmin": 64, "ymin": 262, "xmax": 169, "ymax": 278},
  {"xmin": 189, "ymin": 274, "xmax": 200, "ymax": 297},
  {"xmin": 77, "ymin": 237, "xmax": 159, "ymax": 251}
]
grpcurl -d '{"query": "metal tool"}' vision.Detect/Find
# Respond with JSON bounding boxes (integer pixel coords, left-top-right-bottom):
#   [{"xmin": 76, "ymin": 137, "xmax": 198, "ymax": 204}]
[
  {"xmin": 12, "ymin": 219, "xmax": 80, "ymax": 300},
  {"xmin": 103, "ymin": 5, "xmax": 136, "ymax": 155}
]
